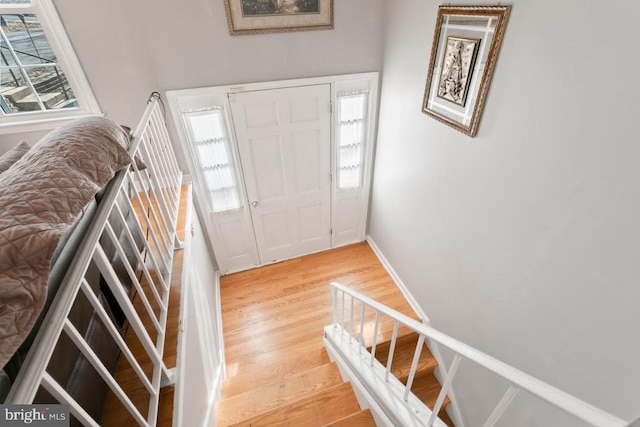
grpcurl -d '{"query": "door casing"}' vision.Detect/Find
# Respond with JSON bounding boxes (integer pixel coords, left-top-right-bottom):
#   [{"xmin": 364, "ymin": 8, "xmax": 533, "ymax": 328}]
[{"xmin": 167, "ymin": 73, "xmax": 379, "ymax": 274}]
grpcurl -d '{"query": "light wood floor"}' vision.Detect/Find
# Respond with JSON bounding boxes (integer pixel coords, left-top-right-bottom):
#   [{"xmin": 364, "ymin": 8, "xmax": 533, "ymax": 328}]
[
  {"xmin": 101, "ymin": 193, "xmax": 425, "ymax": 425},
  {"xmin": 218, "ymin": 242, "xmax": 422, "ymax": 424}
]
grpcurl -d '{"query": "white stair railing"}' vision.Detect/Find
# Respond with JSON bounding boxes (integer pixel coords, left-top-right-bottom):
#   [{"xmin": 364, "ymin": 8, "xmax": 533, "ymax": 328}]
[
  {"xmin": 6, "ymin": 95, "xmax": 182, "ymax": 426},
  {"xmin": 324, "ymin": 282, "xmax": 627, "ymax": 427}
]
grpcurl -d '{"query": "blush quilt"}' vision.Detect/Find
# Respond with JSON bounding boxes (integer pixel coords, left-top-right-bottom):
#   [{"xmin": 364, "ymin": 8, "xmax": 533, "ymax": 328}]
[{"xmin": 0, "ymin": 117, "xmax": 132, "ymax": 368}]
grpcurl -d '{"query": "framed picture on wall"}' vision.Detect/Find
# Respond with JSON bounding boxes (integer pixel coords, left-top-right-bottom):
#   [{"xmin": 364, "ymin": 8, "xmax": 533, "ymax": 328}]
[
  {"xmin": 422, "ymin": 5, "xmax": 512, "ymax": 137},
  {"xmin": 436, "ymin": 36, "xmax": 480, "ymax": 106},
  {"xmin": 224, "ymin": 0, "xmax": 334, "ymax": 36}
]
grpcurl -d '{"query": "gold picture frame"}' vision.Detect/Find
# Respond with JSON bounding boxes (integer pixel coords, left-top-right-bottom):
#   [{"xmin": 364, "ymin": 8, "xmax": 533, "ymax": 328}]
[
  {"xmin": 422, "ymin": 5, "xmax": 512, "ymax": 137},
  {"xmin": 224, "ymin": 0, "xmax": 334, "ymax": 36}
]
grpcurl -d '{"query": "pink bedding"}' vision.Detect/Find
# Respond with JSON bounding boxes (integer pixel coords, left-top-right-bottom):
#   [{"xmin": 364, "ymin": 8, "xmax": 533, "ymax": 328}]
[{"xmin": 0, "ymin": 117, "xmax": 132, "ymax": 368}]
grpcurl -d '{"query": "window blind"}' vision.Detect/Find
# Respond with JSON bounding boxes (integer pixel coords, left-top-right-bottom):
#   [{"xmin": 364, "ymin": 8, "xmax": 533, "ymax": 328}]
[
  {"xmin": 183, "ymin": 109, "xmax": 241, "ymax": 213},
  {"xmin": 336, "ymin": 91, "xmax": 368, "ymax": 189}
]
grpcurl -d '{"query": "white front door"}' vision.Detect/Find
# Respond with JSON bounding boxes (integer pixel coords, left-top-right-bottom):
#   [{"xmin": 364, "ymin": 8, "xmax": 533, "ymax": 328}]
[{"xmin": 229, "ymin": 84, "xmax": 331, "ymax": 264}]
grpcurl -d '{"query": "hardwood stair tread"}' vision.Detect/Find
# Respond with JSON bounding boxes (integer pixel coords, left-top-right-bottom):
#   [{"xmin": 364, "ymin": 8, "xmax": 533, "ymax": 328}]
[
  {"xmin": 360, "ymin": 322, "xmax": 417, "ymax": 349},
  {"xmin": 410, "ymin": 368, "xmax": 451, "ymax": 408},
  {"xmin": 403, "ymin": 368, "xmax": 452, "ymax": 426},
  {"xmin": 226, "ymin": 382, "xmax": 361, "ymax": 427},
  {"xmin": 222, "ymin": 346, "xmax": 331, "ymax": 398},
  {"xmin": 323, "ymin": 408, "xmax": 376, "ymax": 426},
  {"xmin": 439, "ymin": 409, "xmax": 455, "ymax": 427},
  {"xmin": 217, "ymin": 362, "xmax": 344, "ymax": 426},
  {"xmin": 371, "ymin": 332, "xmax": 455, "ymax": 426},
  {"xmin": 370, "ymin": 331, "xmax": 438, "ymax": 381}
]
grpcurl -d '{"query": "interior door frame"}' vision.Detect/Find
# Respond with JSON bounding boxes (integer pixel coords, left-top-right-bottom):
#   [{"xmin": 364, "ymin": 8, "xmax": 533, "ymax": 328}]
[{"xmin": 167, "ymin": 72, "xmax": 379, "ymax": 274}]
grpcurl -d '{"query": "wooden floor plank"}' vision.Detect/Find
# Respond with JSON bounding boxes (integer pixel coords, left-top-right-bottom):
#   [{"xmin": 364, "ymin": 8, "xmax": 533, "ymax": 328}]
[
  {"xmin": 325, "ymin": 409, "xmax": 377, "ymax": 427},
  {"xmin": 218, "ymin": 242, "xmax": 430, "ymax": 426},
  {"xmin": 371, "ymin": 332, "xmax": 439, "ymax": 382},
  {"xmin": 220, "ymin": 242, "xmax": 420, "ymax": 386},
  {"xmin": 227, "ymin": 382, "xmax": 360, "ymax": 427},
  {"xmin": 221, "ymin": 346, "xmax": 331, "ymax": 399},
  {"xmin": 217, "ymin": 362, "xmax": 343, "ymax": 427}
]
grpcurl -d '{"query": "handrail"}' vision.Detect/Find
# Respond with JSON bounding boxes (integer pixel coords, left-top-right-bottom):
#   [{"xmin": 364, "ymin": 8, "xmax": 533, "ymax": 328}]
[
  {"xmin": 329, "ymin": 282, "xmax": 627, "ymax": 427},
  {"xmin": 7, "ymin": 95, "xmax": 182, "ymax": 426}
]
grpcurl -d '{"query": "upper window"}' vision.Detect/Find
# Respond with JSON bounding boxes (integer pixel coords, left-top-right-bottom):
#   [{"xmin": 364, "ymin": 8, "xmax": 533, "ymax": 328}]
[{"xmin": 0, "ymin": 0, "xmax": 99, "ymax": 131}]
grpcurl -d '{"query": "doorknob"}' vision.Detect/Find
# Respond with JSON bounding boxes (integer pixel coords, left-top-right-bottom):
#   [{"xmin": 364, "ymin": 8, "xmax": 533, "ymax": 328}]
[{"xmin": 251, "ymin": 201, "xmax": 259, "ymax": 208}]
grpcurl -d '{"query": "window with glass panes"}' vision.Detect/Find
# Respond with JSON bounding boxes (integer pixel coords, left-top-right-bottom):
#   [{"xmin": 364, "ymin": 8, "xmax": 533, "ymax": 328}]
[{"xmin": 0, "ymin": 0, "xmax": 98, "ymax": 122}]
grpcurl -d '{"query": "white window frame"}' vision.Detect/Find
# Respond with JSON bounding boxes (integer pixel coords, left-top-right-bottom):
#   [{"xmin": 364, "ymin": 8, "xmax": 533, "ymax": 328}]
[{"xmin": 0, "ymin": 0, "xmax": 101, "ymax": 134}]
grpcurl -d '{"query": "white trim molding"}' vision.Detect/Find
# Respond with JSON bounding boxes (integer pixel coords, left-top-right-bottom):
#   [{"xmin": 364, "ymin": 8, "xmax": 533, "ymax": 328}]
[{"xmin": 366, "ymin": 236, "xmax": 429, "ymax": 323}]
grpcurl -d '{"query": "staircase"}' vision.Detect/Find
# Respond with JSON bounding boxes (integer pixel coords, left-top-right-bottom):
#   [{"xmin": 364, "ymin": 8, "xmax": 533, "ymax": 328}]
[
  {"xmin": 215, "ymin": 245, "xmax": 628, "ymax": 427},
  {"xmin": 216, "ymin": 331, "xmax": 455, "ymax": 426},
  {"xmin": 217, "ymin": 347, "xmax": 375, "ymax": 426},
  {"xmin": 370, "ymin": 332, "xmax": 454, "ymax": 426}
]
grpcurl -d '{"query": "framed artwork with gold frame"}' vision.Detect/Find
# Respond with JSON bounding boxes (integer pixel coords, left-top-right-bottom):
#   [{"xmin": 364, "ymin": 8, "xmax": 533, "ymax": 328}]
[
  {"xmin": 422, "ymin": 5, "xmax": 511, "ymax": 137},
  {"xmin": 224, "ymin": 0, "xmax": 334, "ymax": 36}
]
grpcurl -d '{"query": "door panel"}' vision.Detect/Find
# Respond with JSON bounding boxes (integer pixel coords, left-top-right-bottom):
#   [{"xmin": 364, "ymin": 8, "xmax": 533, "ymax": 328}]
[
  {"xmin": 297, "ymin": 204, "xmax": 323, "ymax": 243},
  {"xmin": 230, "ymin": 84, "xmax": 331, "ymax": 263},
  {"xmin": 217, "ymin": 215, "xmax": 251, "ymax": 258},
  {"xmin": 244, "ymin": 102, "xmax": 279, "ymax": 128},
  {"xmin": 249, "ymin": 135, "xmax": 287, "ymax": 201},
  {"xmin": 292, "ymin": 130, "xmax": 322, "ymax": 193}
]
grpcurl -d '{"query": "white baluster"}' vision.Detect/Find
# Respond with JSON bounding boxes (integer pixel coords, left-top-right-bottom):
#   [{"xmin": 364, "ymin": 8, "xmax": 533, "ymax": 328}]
[
  {"xmin": 403, "ymin": 334, "xmax": 426, "ymax": 401},
  {"xmin": 385, "ymin": 321, "xmax": 399, "ymax": 382},
  {"xmin": 358, "ymin": 302, "xmax": 366, "ymax": 353},
  {"xmin": 428, "ymin": 355, "xmax": 462, "ymax": 426},
  {"xmin": 331, "ymin": 285, "xmax": 337, "ymax": 328},
  {"xmin": 482, "ymin": 385, "xmax": 520, "ymax": 427},
  {"xmin": 370, "ymin": 311, "xmax": 380, "ymax": 366},
  {"xmin": 349, "ymin": 294, "xmax": 355, "ymax": 338}
]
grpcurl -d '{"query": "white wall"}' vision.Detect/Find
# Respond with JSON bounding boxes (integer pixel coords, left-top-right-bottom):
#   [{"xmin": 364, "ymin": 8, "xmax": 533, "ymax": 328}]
[
  {"xmin": 30, "ymin": 0, "xmax": 383, "ymax": 169},
  {"xmin": 2, "ymin": 1, "xmax": 384, "ymax": 165},
  {"xmin": 176, "ymin": 199, "xmax": 224, "ymax": 427},
  {"xmin": 0, "ymin": 131, "xmax": 47, "ymax": 154},
  {"xmin": 53, "ymin": 0, "xmax": 158, "ymax": 128},
  {"xmin": 134, "ymin": 0, "xmax": 385, "ymax": 91},
  {"xmin": 370, "ymin": 0, "xmax": 640, "ymax": 425},
  {"xmin": 133, "ymin": 0, "xmax": 385, "ymax": 169}
]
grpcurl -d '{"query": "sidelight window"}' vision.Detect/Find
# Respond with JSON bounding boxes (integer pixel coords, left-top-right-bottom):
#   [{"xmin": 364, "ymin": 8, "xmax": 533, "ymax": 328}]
[
  {"xmin": 182, "ymin": 108, "xmax": 242, "ymax": 213},
  {"xmin": 336, "ymin": 91, "xmax": 368, "ymax": 189}
]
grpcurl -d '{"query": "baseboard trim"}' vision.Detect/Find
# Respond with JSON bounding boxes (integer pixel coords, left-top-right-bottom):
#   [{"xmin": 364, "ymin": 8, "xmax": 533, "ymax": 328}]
[
  {"xmin": 366, "ymin": 236, "xmax": 429, "ymax": 324},
  {"xmin": 214, "ymin": 270, "xmax": 227, "ymax": 381}
]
